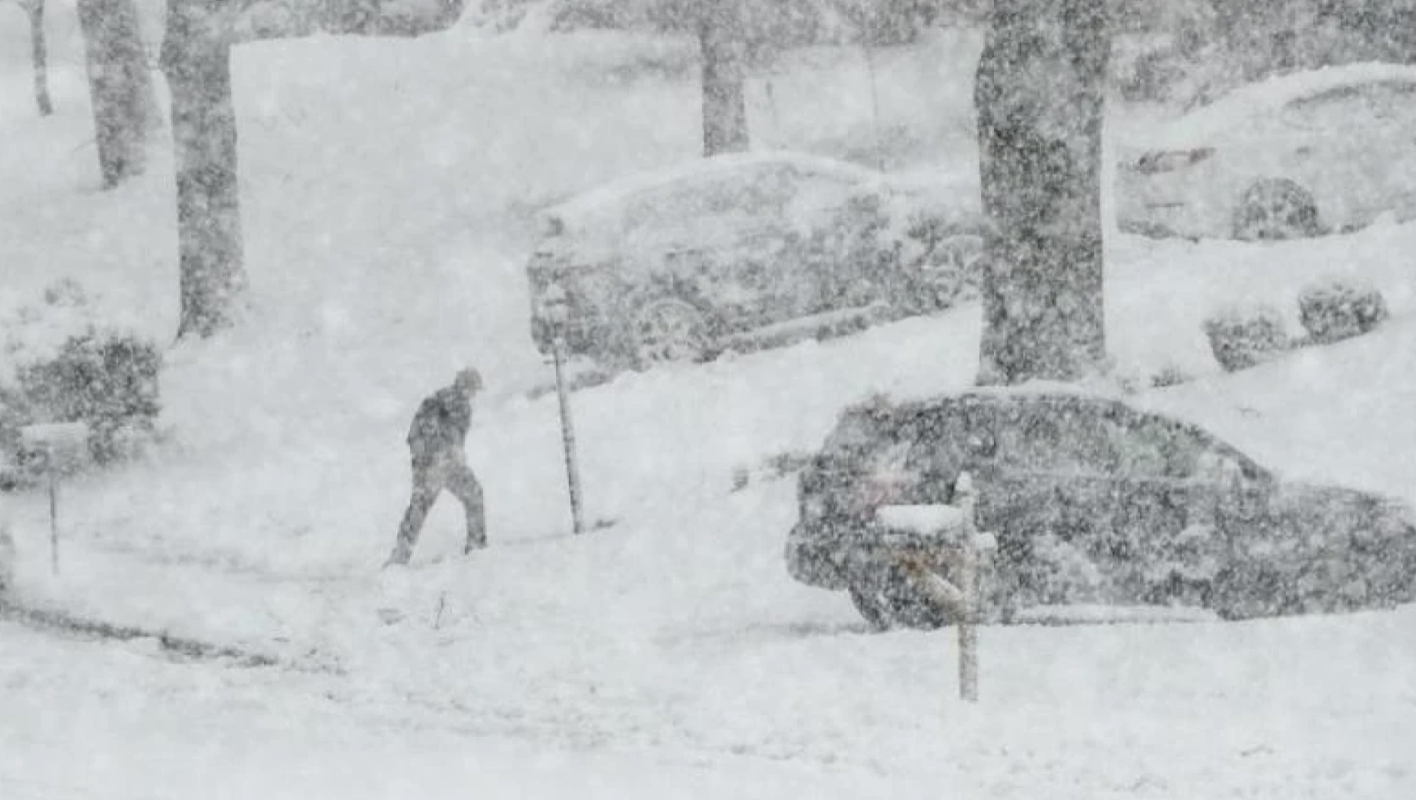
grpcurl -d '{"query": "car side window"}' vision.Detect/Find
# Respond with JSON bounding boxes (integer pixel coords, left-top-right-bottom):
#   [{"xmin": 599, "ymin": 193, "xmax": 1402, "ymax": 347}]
[
  {"xmin": 1112, "ymin": 413, "xmax": 1207, "ymax": 480},
  {"xmin": 994, "ymin": 403, "xmax": 1118, "ymax": 476},
  {"xmin": 739, "ymin": 166, "xmax": 800, "ymax": 215},
  {"xmin": 618, "ymin": 174, "xmax": 758, "ymax": 235}
]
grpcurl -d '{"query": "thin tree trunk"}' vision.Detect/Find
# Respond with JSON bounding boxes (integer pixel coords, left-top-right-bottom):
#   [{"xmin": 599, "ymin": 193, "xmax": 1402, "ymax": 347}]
[
  {"xmin": 26, "ymin": 0, "xmax": 53, "ymax": 116},
  {"xmin": 75, "ymin": 0, "xmax": 157, "ymax": 188},
  {"xmin": 974, "ymin": 0, "xmax": 1109, "ymax": 386},
  {"xmin": 162, "ymin": 0, "xmax": 246, "ymax": 340},
  {"xmin": 700, "ymin": 21, "xmax": 748, "ymax": 156}
]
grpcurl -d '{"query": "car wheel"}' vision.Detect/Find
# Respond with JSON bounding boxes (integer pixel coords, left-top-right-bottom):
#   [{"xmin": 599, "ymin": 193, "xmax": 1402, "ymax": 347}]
[
  {"xmin": 848, "ymin": 584, "xmax": 895, "ymax": 632},
  {"xmin": 627, "ymin": 297, "xmax": 712, "ymax": 369},
  {"xmin": 1232, "ymin": 178, "xmax": 1320, "ymax": 241},
  {"xmin": 848, "ymin": 564, "xmax": 951, "ymax": 631},
  {"xmin": 892, "ymin": 234, "xmax": 983, "ymax": 316}
]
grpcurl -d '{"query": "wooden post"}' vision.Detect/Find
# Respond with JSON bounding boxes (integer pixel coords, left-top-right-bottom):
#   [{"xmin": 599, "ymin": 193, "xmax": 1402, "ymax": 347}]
[
  {"xmin": 955, "ymin": 473, "xmax": 979, "ymax": 702},
  {"xmin": 48, "ymin": 469, "xmax": 59, "ymax": 575},
  {"xmin": 886, "ymin": 472, "xmax": 989, "ymax": 703},
  {"xmin": 551, "ymin": 336, "xmax": 585, "ymax": 535}
]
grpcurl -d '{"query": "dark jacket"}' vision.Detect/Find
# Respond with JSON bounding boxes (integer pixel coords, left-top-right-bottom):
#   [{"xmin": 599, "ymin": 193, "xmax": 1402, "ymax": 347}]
[{"xmin": 407, "ymin": 385, "xmax": 472, "ymax": 457}]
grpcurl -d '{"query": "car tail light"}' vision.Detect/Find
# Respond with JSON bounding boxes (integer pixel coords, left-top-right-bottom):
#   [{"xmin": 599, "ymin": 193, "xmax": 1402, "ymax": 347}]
[
  {"xmin": 849, "ymin": 466, "xmax": 918, "ymax": 516},
  {"xmin": 1133, "ymin": 147, "xmax": 1214, "ymax": 175}
]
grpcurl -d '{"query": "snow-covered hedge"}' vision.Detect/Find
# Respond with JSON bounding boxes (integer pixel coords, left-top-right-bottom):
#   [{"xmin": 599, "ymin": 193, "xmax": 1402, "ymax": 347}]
[
  {"xmin": 1148, "ymin": 363, "xmax": 1193, "ymax": 388},
  {"xmin": 1, "ymin": 280, "xmax": 162, "ymax": 471},
  {"xmin": 1202, "ymin": 303, "xmax": 1290, "ymax": 373},
  {"xmin": 1297, "ymin": 277, "xmax": 1388, "ymax": 345}
]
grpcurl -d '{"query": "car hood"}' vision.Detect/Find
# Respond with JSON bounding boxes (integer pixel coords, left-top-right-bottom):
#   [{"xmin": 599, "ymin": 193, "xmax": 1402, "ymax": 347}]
[{"xmin": 1269, "ymin": 479, "xmax": 1416, "ymax": 543}]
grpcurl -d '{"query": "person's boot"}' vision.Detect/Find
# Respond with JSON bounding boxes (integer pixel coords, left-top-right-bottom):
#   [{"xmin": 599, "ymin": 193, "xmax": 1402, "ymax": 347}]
[
  {"xmin": 464, "ymin": 527, "xmax": 487, "ymax": 554},
  {"xmin": 383, "ymin": 544, "xmax": 412, "ymax": 568}
]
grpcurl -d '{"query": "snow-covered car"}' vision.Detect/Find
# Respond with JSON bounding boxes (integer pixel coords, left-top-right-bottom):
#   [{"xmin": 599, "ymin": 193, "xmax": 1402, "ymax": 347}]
[
  {"xmin": 525, "ymin": 151, "xmax": 986, "ymax": 370},
  {"xmin": 786, "ymin": 387, "xmax": 1416, "ymax": 630},
  {"xmin": 1115, "ymin": 62, "xmax": 1416, "ymax": 241}
]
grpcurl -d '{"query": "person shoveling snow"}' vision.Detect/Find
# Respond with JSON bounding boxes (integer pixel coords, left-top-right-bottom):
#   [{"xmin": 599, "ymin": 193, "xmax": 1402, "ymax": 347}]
[{"xmin": 385, "ymin": 368, "xmax": 487, "ymax": 567}]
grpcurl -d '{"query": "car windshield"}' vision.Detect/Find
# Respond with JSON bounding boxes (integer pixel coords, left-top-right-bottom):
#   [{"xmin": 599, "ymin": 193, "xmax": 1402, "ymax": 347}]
[{"xmin": 821, "ymin": 404, "xmax": 941, "ymax": 458}]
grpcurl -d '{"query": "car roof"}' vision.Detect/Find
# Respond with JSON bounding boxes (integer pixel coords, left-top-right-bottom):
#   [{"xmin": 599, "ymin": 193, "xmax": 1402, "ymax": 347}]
[
  {"xmin": 842, "ymin": 382, "xmax": 1124, "ymax": 422},
  {"xmin": 1137, "ymin": 61, "xmax": 1416, "ymax": 150},
  {"xmin": 539, "ymin": 150, "xmax": 887, "ymax": 232},
  {"xmin": 842, "ymin": 383, "xmax": 1255, "ymax": 457}
]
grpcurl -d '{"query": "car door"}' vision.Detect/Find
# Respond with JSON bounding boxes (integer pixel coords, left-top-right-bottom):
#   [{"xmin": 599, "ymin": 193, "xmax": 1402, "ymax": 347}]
[{"xmin": 1106, "ymin": 410, "xmax": 1230, "ymax": 604}]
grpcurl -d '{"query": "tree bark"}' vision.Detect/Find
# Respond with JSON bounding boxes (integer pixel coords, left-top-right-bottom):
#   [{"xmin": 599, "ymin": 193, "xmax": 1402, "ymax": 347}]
[
  {"xmin": 974, "ymin": 0, "xmax": 1109, "ymax": 386},
  {"xmin": 75, "ymin": 0, "xmax": 158, "ymax": 188},
  {"xmin": 24, "ymin": 0, "xmax": 53, "ymax": 116},
  {"xmin": 699, "ymin": 20, "xmax": 748, "ymax": 156},
  {"xmin": 162, "ymin": 0, "xmax": 247, "ymax": 340}
]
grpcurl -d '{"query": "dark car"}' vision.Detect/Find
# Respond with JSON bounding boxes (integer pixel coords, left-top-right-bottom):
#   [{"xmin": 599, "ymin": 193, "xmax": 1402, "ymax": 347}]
[
  {"xmin": 786, "ymin": 387, "xmax": 1416, "ymax": 629},
  {"xmin": 525, "ymin": 151, "xmax": 985, "ymax": 371}
]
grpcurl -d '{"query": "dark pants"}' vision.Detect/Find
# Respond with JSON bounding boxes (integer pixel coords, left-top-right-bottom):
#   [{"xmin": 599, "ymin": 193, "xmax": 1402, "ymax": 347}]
[{"xmin": 387, "ymin": 448, "xmax": 485, "ymax": 565}]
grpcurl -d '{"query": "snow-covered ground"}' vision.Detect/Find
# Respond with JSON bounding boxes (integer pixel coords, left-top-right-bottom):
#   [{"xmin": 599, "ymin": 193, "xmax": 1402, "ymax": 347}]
[
  {"xmin": 2, "ymin": 621, "xmax": 953, "ymax": 800},
  {"xmin": 3, "ymin": 6, "xmax": 1415, "ymax": 798}
]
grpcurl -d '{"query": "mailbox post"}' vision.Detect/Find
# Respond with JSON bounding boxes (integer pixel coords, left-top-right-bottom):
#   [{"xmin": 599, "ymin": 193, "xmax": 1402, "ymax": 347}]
[
  {"xmin": 876, "ymin": 472, "xmax": 995, "ymax": 703},
  {"xmin": 19, "ymin": 422, "xmax": 90, "ymax": 575},
  {"xmin": 541, "ymin": 284, "xmax": 585, "ymax": 535}
]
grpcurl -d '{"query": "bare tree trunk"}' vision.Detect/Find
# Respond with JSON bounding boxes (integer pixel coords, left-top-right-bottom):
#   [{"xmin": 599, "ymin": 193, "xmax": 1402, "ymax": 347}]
[
  {"xmin": 75, "ymin": 0, "xmax": 158, "ymax": 188},
  {"xmin": 24, "ymin": 0, "xmax": 53, "ymax": 115},
  {"xmin": 699, "ymin": 20, "xmax": 748, "ymax": 156},
  {"xmin": 161, "ymin": 0, "xmax": 246, "ymax": 340},
  {"xmin": 974, "ymin": 0, "xmax": 1109, "ymax": 386}
]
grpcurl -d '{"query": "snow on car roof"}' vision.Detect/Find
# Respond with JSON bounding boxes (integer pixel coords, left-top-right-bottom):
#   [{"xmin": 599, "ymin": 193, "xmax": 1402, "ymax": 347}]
[
  {"xmin": 540, "ymin": 150, "xmax": 887, "ymax": 230},
  {"xmin": 1139, "ymin": 61, "xmax": 1416, "ymax": 150},
  {"xmin": 844, "ymin": 380, "xmax": 1128, "ymax": 418}
]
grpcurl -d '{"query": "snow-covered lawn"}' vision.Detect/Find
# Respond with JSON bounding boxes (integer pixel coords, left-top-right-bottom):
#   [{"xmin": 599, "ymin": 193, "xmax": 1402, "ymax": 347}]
[{"xmin": 3, "ymin": 8, "xmax": 1415, "ymax": 798}]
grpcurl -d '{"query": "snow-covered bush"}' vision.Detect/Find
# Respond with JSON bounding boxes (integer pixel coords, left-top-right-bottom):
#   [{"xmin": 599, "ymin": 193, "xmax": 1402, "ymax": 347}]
[
  {"xmin": 466, "ymin": 0, "xmax": 544, "ymax": 32},
  {"xmin": 1, "ymin": 280, "xmax": 162, "ymax": 468},
  {"xmin": 543, "ymin": 0, "xmax": 944, "ymax": 47},
  {"xmin": 1202, "ymin": 303, "xmax": 1289, "ymax": 373},
  {"xmin": 1149, "ymin": 363, "xmax": 1194, "ymax": 388},
  {"xmin": 1297, "ymin": 278, "xmax": 1388, "ymax": 345}
]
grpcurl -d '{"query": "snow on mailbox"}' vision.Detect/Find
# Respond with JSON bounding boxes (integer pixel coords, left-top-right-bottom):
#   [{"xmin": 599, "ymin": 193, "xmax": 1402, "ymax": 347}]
[{"xmin": 872, "ymin": 472, "xmax": 993, "ymax": 703}]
